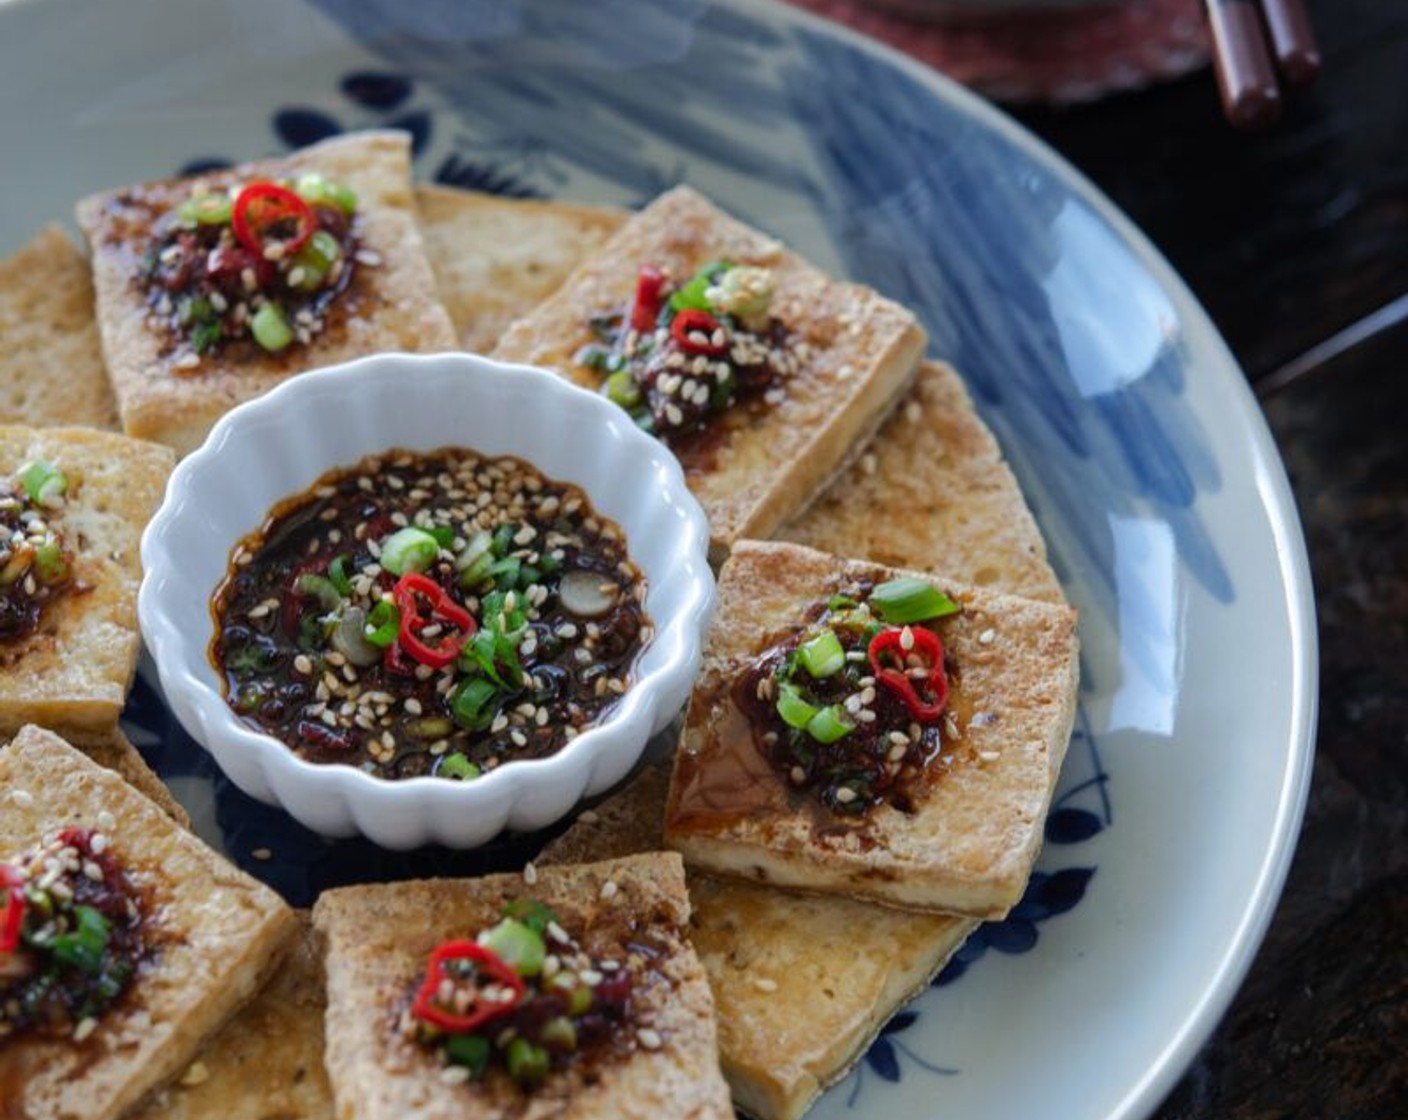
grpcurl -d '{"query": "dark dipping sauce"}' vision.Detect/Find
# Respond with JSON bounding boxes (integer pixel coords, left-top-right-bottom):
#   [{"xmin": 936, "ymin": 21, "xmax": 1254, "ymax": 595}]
[
  {"xmin": 0, "ymin": 829, "xmax": 150, "ymax": 1040},
  {"xmin": 726, "ymin": 585, "xmax": 959, "ymax": 818},
  {"xmin": 139, "ymin": 189, "xmax": 360, "ymax": 363},
  {"xmin": 0, "ymin": 481, "xmax": 75, "ymax": 645},
  {"xmin": 405, "ymin": 898, "xmax": 678, "ymax": 1091},
  {"xmin": 210, "ymin": 448, "xmax": 651, "ymax": 782},
  {"xmin": 574, "ymin": 261, "xmax": 802, "ymax": 457}
]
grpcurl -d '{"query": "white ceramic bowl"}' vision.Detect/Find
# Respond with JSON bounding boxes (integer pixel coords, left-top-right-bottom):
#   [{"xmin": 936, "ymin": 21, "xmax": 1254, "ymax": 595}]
[{"xmin": 138, "ymin": 352, "xmax": 714, "ymax": 849}]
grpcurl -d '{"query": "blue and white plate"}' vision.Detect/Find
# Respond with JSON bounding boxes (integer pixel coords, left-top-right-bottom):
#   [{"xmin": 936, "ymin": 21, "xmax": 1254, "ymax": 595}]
[{"xmin": 0, "ymin": 2, "xmax": 1316, "ymax": 1119}]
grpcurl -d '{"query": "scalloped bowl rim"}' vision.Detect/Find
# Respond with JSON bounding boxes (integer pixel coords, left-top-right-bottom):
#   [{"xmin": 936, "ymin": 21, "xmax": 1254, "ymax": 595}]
[{"xmin": 138, "ymin": 351, "xmax": 714, "ymax": 845}]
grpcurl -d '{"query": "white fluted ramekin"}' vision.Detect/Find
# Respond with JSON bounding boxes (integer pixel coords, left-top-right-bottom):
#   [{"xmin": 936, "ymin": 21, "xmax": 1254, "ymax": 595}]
[{"xmin": 138, "ymin": 352, "xmax": 713, "ymax": 849}]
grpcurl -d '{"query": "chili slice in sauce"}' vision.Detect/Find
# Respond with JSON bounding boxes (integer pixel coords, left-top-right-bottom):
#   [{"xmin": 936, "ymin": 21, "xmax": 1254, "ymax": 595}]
[
  {"xmin": 669, "ymin": 308, "xmax": 728, "ymax": 355},
  {"xmin": 392, "ymin": 573, "xmax": 476, "ymax": 670},
  {"xmin": 412, "ymin": 940, "xmax": 525, "ymax": 1033},
  {"xmin": 868, "ymin": 626, "xmax": 949, "ymax": 722},
  {"xmin": 231, "ymin": 182, "xmax": 316, "ymax": 259},
  {"xmin": 0, "ymin": 864, "xmax": 24, "ymax": 953}
]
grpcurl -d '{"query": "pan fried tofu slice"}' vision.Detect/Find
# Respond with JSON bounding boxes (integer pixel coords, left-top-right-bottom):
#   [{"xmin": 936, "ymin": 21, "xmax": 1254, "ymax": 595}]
[
  {"xmin": 540, "ymin": 761, "xmax": 974, "ymax": 1120},
  {"xmin": 492, "ymin": 185, "xmax": 925, "ymax": 561},
  {"xmin": 0, "ymin": 225, "xmax": 119, "ymax": 430},
  {"xmin": 782, "ymin": 359, "xmax": 1065, "ymax": 605},
  {"xmin": 415, "ymin": 185, "xmax": 625, "ymax": 354},
  {"xmin": 77, "ymin": 131, "xmax": 457, "ymax": 456},
  {"xmin": 0, "ymin": 726, "xmax": 299, "ymax": 1120},
  {"xmin": 131, "ymin": 915, "xmax": 333, "ymax": 1120},
  {"xmin": 663, "ymin": 541, "xmax": 1079, "ymax": 918},
  {"xmin": 313, "ymin": 853, "xmax": 732, "ymax": 1120},
  {"xmin": 0, "ymin": 426, "xmax": 173, "ymax": 740}
]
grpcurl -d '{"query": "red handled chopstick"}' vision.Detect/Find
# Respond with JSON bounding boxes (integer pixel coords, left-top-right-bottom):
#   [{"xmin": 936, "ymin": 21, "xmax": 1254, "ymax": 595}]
[{"xmin": 1203, "ymin": 0, "xmax": 1322, "ymax": 129}]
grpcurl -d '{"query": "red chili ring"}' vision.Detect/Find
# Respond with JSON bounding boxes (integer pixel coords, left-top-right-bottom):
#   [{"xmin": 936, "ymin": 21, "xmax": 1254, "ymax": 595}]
[
  {"xmin": 231, "ymin": 182, "xmax": 316, "ymax": 260},
  {"xmin": 670, "ymin": 308, "xmax": 728, "ymax": 355}
]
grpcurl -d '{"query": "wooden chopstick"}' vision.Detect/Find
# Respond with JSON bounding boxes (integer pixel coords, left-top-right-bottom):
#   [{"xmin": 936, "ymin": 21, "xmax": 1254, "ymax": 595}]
[
  {"xmin": 1204, "ymin": 0, "xmax": 1282, "ymax": 129},
  {"xmin": 1203, "ymin": 0, "xmax": 1322, "ymax": 128},
  {"xmin": 1258, "ymin": 0, "xmax": 1323, "ymax": 87}
]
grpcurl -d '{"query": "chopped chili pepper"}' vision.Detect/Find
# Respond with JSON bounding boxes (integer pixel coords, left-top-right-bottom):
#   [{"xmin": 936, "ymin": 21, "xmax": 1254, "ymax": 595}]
[
  {"xmin": 1, "ymin": 864, "xmax": 25, "ymax": 954},
  {"xmin": 670, "ymin": 308, "xmax": 728, "ymax": 355},
  {"xmin": 868, "ymin": 626, "xmax": 949, "ymax": 721},
  {"xmin": 231, "ymin": 182, "xmax": 316, "ymax": 260},
  {"xmin": 411, "ymin": 939, "xmax": 525, "ymax": 1033},
  {"xmin": 392, "ymin": 572, "xmax": 477, "ymax": 670},
  {"xmin": 630, "ymin": 264, "xmax": 666, "ymax": 333}
]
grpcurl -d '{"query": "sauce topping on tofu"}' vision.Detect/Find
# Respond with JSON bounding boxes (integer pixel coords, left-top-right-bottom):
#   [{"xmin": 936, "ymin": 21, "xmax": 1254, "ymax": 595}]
[
  {"xmin": 575, "ymin": 261, "xmax": 804, "ymax": 447},
  {"xmin": 211, "ymin": 448, "xmax": 650, "ymax": 782},
  {"xmin": 137, "ymin": 174, "xmax": 367, "ymax": 369},
  {"xmin": 0, "ymin": 827, "xmax": 150, "ymax": 1041},
  {"xmin": 726, "ymin": 577, "xmax": 962, "ymax": 816},
  {"xmin": 0, "ymin": 460, "xmax": 78, "ymax": 644},
  {"xmin": 403, "ymin": 895, "xmax": 671, "ymax": 1089}
]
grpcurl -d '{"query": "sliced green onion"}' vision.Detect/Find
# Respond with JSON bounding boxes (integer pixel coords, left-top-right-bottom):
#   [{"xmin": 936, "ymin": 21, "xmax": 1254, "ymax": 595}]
[
  {"xmin": 362, "ymin": 599, "xmax": 399, "ymax": 647},
  {"xmin": 49, "ymin": 905, "xmax": 110, "ymax": 974},
  {"xmin": 294, "ymin": 572, "xmax": 342, "ymax": 610},
  {"xmin": 379, "ymin": 526, "xmax": 440, "ymax": 576},
  {"xmin": 806, "ymin": 705, "xmax": 854, "ymax": 744},
  {"xmin": 288, "ymin": 230, "xmax": 341, "ymax": 292},
  {"xmin": 798, "ymin": 630, "xmax": 845, "ymax": 678},
  {"xmin": 328, "ymin": 554, "xmax": 352, "ymax": 596},
  {"xmin": 457, "ymin": 550, "xmax": 496, "ymax": 589},
  {"xmin": 191, "ymin": 319, "xmax": 222, "ymax": 353},
  {"xmin": 178, "ymin": 294, "xmax": 214, "ymax": 326},
  {"xmin": 426, "ymin": 525, "xmax": 456, "ymax": 549},
  {"xmin": 18, "ymin": 460, "xmax": 67, "ymax": 507},
  {"xmin": 491, "ymin": 524, "xmax": 515, "ymax": 557},
  {"xmin": 604, "ymin": 370, "xmax": 642, "ymax": 408},
  {"xmin": 327, "ymin": 181, "xmax": 358, "ymax": 214},
  {"xmin": 479, "ymin": 917, "xmax": 546, "ymax": 977},
  {"xmin": 488, "ymin": 556, "xmax": 521, "ymax": 590},
  {"xmin": 505, "ymin": 1037, "xmax": 550, "ymax": 1085},
  {"xmin": 669, "ymin": 259, "xmax": 732, "ymax": 312},
  {"xmin": 869, "ymin": 578, "xmax": 960, "ymax": 624},
  {"xmin": 450, "ymin": 677, "xmax": 500, "ymax": 731},
  {"xmin": 177, "ymin": 193, "xmax": 232, "ymax": 225},
  {"xmin": 827, "ymin": 594, "xmax": 858, "ymax": 611},
  {"xmin": 502, "ymin": 898, "xmax": 560, "ymax": 936},
  {"xmin": 438, "ymin": 752, "xmax": 481, "ymax": 782},
  {"xmin": 250, "ymin": 302, "xmax": 293, "ymax": 352},
  {"xmin": 454, "ymin": 529, "xmax": 494, "ymax": 572},
  {"xmin": 776, "ymin": 682, "xmax": 818, "ymax": 730},
  {"xmin": 540, "ymin": 1015, "xmax": 578, "ymax": 1052},
  {"xmin": 293, "ymin": 174, "xmax": 357, "ymax": 215},
  {"xmin": 445, "ymin": 1032, "xmax": 491, "ymax": 1077},
  {"xmin": 330, "ymin": 606, "xmax": 380, "ymax": 667},
  {"xmin": 33, "ymin": 536, "xmax": 68, "ymax": 584}
]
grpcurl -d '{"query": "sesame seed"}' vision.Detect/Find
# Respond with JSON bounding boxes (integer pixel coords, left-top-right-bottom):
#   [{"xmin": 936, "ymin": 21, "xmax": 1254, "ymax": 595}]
[
  {"xmin": 579, "ymin": 809, "xmax": 600, "ymax": 824},
  {"xmin": 10, "ymin": 789, "xmax": 32, "ymax": 807},
  {"xmin": 73, "ymin": 1017, "xmax": 98, "ymax": 1042},
  {"xmin": 979, "ymin": 750, "xmax": 1000, "ymax": 763},
  {"xmin": 900, "ymin": 626, "xmax": 915, "ymax": 651},
  {"xmin": 97, "ymin": 810, "xmax": 115, "ymax": 830},
  {"xmin": 252, "ymin": 847, "xmax": 273, "ymax": 861},
  {"xmin": 978, "ymin": 628, "xmax": 997, "ymax": 645},
  {"xmin": 637, "ymin": 1028, "xmax": 663, "ymax": 1050},
  {"xmin": 753, "ymin": 976, "xmax": 779, "ymax": 993},
  {"xmin": 835, "ymin": 787, "xmax": 858, "ymax": 804},
  {"xmin": 523, "ymin": 862, "xmax": 538, "ymax": 885},
  {"xmin": 599, "ymin": 879, "xmax": 619, "ymax": 901},
  {"xmin": 179, "ymin": 1061, "xmax": 210, "ymax": 1087}
]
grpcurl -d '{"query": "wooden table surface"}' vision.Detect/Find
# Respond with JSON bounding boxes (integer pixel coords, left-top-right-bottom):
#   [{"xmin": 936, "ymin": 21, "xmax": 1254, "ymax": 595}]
[
  {"xmin": 821, "ymin": 0, "xmax": 1408, "ymax": 1114},
  {"xmin": 1015, "ymin": 2, "xmax": 1408, "ymax": 1114}
]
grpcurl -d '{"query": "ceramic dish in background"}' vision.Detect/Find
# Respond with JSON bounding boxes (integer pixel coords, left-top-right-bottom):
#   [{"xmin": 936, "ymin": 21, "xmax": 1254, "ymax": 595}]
[
  {"xmin": 1, "ymin": 2, "xmax": 1314, "ymax": 1119},
  {"xmin": 138, "ymin": 353, "xmax": 714, "ymax": 848}
]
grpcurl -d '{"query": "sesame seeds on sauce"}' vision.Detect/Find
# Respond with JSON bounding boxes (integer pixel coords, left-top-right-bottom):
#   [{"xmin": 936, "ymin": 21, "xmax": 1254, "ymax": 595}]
[
  {"xmin": 134, "ymin": 174, "xmax": 368, "ymax": 370},
  {"xmin": 0, "ymin": 460, "xmax": 78, "ymax": 644},
  {"xmin": 575, "ymin": 260, "xmax": 805, "ymax": 449},
  {"xmin": 730, "ymin": 578, "xmax": 962, "ymax": 817},
  {"xmin": 211, "ymin": 448, "xmax": 650, "ymax": 782},
  {"xmin": 0, "ymin": 827, "xmax": 150, "ymax": 1040},
  {"xmin": 405, "ymin": 896, "xmax": 674, "ymax": 1089}
]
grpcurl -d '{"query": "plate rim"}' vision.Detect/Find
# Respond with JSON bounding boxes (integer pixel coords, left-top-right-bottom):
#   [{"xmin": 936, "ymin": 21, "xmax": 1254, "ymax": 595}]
[{"xmin": 0, "ymin": 1, "xmax": 1320, "ymax": 1116}]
